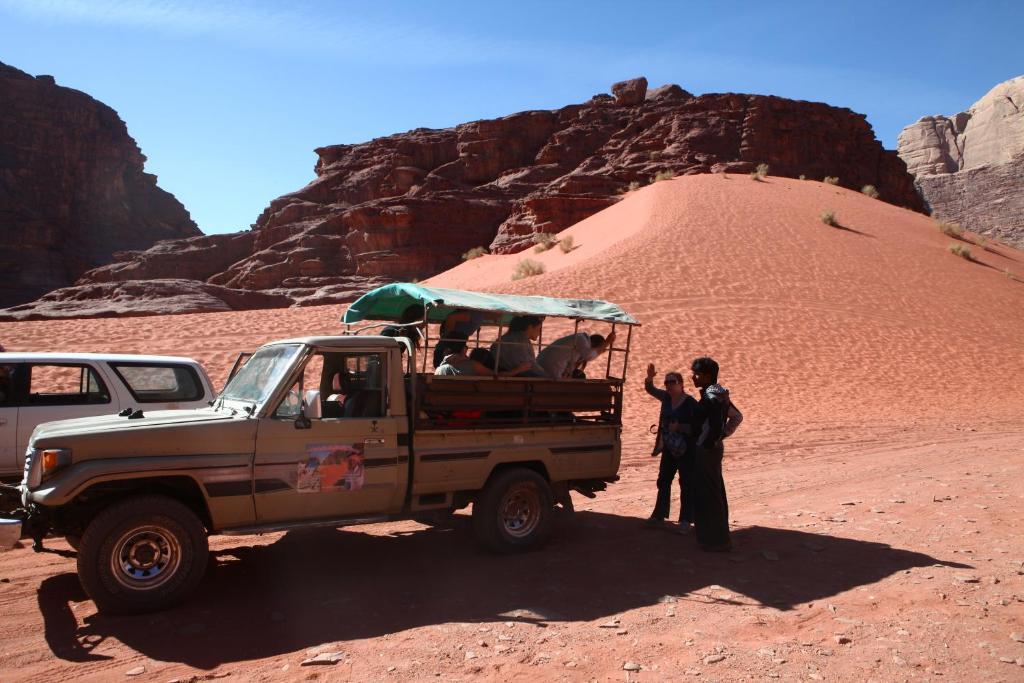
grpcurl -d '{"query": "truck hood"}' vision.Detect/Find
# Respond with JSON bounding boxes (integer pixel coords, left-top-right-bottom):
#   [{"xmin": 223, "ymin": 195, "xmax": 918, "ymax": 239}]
[{"xmin": 29, "ymin": 407, "xmax": 241, "ymax": 446}]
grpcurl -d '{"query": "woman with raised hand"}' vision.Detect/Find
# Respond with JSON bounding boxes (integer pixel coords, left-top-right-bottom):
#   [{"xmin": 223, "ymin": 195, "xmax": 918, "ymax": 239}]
[{"xmin": 644, "ymin": 362, "xmax": 698, "ymax": 532}]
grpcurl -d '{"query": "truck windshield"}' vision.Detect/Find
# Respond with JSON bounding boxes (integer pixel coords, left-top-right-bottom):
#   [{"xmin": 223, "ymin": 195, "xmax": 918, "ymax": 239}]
[{"xmin": 219, "ymin": 344, "xmax": 302, "ymax": 407}]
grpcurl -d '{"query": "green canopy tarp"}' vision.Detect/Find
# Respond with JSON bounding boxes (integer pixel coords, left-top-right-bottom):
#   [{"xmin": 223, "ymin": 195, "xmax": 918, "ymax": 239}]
[{"xmin": 342, "ymin": 283, "xmax": 639, "ymax": 326}]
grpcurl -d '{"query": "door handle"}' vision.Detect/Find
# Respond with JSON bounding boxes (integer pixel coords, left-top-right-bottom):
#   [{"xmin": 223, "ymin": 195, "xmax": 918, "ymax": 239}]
[{"xmin": 363, "ymin": 438, "xmax": 385, "ymax": 446}]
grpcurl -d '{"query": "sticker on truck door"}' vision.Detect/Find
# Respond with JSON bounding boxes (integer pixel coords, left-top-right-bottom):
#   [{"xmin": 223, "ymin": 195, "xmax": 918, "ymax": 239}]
[{"xmin": 296, "ymin": 443, "xmax": 365, "ymax": 493}]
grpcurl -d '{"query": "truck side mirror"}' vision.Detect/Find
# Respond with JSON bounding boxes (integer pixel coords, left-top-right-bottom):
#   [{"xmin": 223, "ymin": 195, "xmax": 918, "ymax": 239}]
[{"xmin": 294, "ymin": 399, "xmax": 311, "ymax": 430}]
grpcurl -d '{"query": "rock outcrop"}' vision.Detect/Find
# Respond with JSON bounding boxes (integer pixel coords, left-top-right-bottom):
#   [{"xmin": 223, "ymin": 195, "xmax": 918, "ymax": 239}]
[
  {"xmin": 3, "ymin": 77, "xmax": 922, "ymax": 320},
  {"xmin": 898, "ymin": 75, "xmax": 1024, "ymax": 247},
  {"xmin": 0, "ymin": 61, "xmax": 200, "ymax": 308}
]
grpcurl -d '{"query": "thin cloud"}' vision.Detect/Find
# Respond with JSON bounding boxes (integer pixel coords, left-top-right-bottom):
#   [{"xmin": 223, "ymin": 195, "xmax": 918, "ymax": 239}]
[{"xmin": 0, "ymin": 0, "xmax": 520, "ymax": 66}]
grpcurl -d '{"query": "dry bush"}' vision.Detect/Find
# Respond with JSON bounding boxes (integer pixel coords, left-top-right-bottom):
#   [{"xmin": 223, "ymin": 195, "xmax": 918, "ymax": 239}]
[
  {"xmin": 651, "ymin": 170, "xmax": 676, "ymax": 182},
  {"xmin": 628, "ymin": 180, "xmax": 641, "ymax": 192},
  {"xmin": 936, "ymin": 220, "xmax": 963, "ymax": 238},
  {"xmin": 749, "ymin": 171, "xmax": 761, "ymax": 181},
  {"xmin": 974, "ymin": 235, "xmax": 989, "ymax": 250},
  {"xmin": 799, "ymin": 174, "xmax": 806, "ymax": 181},
  {"xmin": 820, "ymin": 210, "xmax": 839, "ymax": 227},
  {"xmin": 861, "ymin": 185, "xmax": 880, "ymax": 199},
  {"xmin": 948, "ymin": 243, "xmax": 972, "ymax": 260},
  {"xmin": 461, "ymin": 246, "xmax": 488, "ymax": 261},
  {"xmin": 559, "ymin": 235, "xmax": 575, "ymax": 253},
  {"xmin": 755, "ymin": 163, "xmax": 769, "ymax": 178},
  {"xmin": 512, "ymin": 259, "xmax": 546, "ymax": 280},
  {"xmin": 532, "ymin": 232, "xmax": 558, "ymax": 253},
  {"xmin": 823, "ymin": 176, "xmax": 840, "ymax": 185}
]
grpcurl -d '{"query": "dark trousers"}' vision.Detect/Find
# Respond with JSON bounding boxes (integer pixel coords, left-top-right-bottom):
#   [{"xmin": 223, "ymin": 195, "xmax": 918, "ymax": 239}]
[
  {"xmin": 652, "ymin": 449, "xmax": 694, "ymax": 523},
  {"xmin": 693, "ymin": 443, "xmax": 731, "ymax": 548}
]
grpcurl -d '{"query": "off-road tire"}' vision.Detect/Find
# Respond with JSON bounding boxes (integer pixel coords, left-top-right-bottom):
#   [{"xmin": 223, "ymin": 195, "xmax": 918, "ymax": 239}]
[
  {"xmin": 472, "ymin": 468, "xmax": 553, "ymax": 553},
  {"xmin": 77, "ymin": 495, "xmax": 208, "ymax": 614}
]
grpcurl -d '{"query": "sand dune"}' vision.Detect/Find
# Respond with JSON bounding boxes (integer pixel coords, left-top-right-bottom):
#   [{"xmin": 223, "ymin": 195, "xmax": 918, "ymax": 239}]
[
  {"xmin": 431, "ymin": 174, "xmax": 1024, "ymax": 439},
  {"xmin": 3, "ymin": 174, "xmax": 1022, "ymax": 445}
]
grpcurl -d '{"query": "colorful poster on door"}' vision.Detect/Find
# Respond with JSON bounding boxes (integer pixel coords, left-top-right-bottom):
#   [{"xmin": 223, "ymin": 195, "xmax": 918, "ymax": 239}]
[{"xmin": 297, "ymin": 443, "xmax": 365, "ymax": 493}]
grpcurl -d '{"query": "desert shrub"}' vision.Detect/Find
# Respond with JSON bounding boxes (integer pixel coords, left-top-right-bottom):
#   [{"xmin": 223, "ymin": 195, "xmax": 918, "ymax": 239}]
[
  {"xmin": 628, "ymin": 180, "xmax": 641, "ymax": 192},
  {"xmin": 559, "ymin": 235, "xmax": 575, "ymax": 253},
  {"xmin": 749, "ymin": 171, "xmax": 761, "ymax": 181},
  {"xmin": 936, "ymin": 220, "xmax": 963, "ymax": 238},
  {"xmin": 823, "ymin": 176, "xmax": 840, "ymax": 185},
  {"xmin": 948, "ymin": 243, "xmax": 972, "ymax": 260},
  {"xmin": 820, "ymin": 210, "xmax": 839, "ymax": 227},
  {"xmin": 532, "ymin": 232, "xmax": 558, "ymax": 252},
  {"xmin": 861, "ymin": 184, "xmax": 880, "ymax": 199},
  {"xmin": 799, "ymin": 174, "xmax": 806, "ymax": 181},
  {"xmin": 512, "ymin": 259, "xmax": 545, "ymax": 280},
  {"xmin": 755, "ymin": 163, "xmax": 769, "ymax": 178},
  {"xmin": 651, "ymin": 170, "xmax": 675, "ymax": 182},
  {"xmin": 974, "ymin": 235, "xmax": 989, "ymax": 249},
  {"xmin": 461, "ymin": 246, "xmax": 488, "ymax": 261}
]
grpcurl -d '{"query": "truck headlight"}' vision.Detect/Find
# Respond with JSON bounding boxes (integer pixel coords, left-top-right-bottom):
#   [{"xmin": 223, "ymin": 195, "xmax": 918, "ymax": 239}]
[{"xmin": 40, "ymin": 448, "xmax": 72, "ymax": 479}]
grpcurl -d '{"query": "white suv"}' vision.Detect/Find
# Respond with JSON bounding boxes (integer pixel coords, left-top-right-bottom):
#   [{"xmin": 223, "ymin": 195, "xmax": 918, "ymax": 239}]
[{"xmin": 0, "ymin": 353, "xmax": 215, "ymax": 479}]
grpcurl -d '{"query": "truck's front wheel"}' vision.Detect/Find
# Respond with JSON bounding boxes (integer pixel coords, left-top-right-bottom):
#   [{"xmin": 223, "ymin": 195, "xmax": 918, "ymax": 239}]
[
  {"xmin": 77, "ymin": 495, "xmax": 208, "ymax": 614},
  {"xmin": 472, "ymin": 468, "xmax": 553, "ymax": 553}
]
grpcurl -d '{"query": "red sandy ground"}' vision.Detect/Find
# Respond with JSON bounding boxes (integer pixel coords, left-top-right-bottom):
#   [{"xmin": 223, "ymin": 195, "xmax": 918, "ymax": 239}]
[{"xmin": 1, "ymin": 175, "xmax": 1022, "ymax": 681}]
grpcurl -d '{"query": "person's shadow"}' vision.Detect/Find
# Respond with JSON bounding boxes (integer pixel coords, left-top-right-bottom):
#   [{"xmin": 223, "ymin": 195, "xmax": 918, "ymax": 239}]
[{"xmin": 38, "ymin": 512, "xmax": 969, "ymax": 668}]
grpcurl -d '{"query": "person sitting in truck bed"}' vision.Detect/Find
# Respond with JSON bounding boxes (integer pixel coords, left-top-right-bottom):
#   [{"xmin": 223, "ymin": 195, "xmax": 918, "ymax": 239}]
[
  {"xmin": 432, "ymin": 308, "xmax": 494, "ymax": 368},
  {"xmin": 435, "ymin": 332, "xmax": 531, "ymax": 376},
  {"xmin": 489, "ymin": 315, "xmax": 546, "ymax": 377},
  {"xmin": 537, "ymin": 330, "xmax": 616, "ymax": 379}
]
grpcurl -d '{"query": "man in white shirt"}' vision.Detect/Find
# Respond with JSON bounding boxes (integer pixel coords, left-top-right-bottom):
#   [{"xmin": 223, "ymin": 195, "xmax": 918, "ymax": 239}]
[{"xmin": 537, "ymin": 330, "xmax": 615, "ymax": 379}]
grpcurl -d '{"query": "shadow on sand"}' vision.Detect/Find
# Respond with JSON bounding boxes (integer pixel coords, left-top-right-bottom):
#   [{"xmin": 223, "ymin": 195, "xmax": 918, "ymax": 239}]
[{"xmin": 38, "ymin": 511, "xmax": 969, "ymax": 668}]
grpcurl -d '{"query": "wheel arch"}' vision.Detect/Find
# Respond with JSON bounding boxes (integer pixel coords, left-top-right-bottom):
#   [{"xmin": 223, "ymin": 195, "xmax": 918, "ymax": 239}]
[{"xmin": 71, "ymin": 476, "xmax": 213, "ymax": 531}]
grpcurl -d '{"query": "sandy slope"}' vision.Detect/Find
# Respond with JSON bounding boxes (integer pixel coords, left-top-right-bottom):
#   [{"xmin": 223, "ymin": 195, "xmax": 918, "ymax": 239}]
[
  {"xmin": 430, "ymin": 174, "xmax": 1024, "ymax": 437},
  {"xmin": 1, "ymin": 175, "xmax": 1023, "ymax": 681}
]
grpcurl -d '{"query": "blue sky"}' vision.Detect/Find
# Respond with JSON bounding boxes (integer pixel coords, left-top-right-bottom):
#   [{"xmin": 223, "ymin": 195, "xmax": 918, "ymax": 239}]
[{"xmin": 1, "ymin": 0, "xmax": 1020, "ymax": 234}]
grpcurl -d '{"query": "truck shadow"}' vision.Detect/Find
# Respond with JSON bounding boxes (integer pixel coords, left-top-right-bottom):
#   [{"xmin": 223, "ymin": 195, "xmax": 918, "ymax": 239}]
[{"xmin": 38, "ymin": 511, "xmax": 969, "ymax": 668}]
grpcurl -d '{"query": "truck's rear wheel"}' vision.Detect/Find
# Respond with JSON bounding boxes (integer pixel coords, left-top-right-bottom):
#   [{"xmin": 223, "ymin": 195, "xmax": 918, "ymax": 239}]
[
  {"xmin": 472, "ymin": 468, "xmax": 553, "ymax": 553},
  {"xmin": 77, "ymin": 495, "xmax": 208, "ymax": 614}
]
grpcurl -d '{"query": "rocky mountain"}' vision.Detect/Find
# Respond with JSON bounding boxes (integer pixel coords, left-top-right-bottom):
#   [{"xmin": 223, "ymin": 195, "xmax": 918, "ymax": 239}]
[
  {"xmin": 2, "ymin": 76, "xmax": 923, "ymax": 320},
  {"xmin": 897, "ymin": 75, "xmax": 1024, "ymax": 248},
  {"xmin": 0, "ymin": 61, "xmax": 200, "ymax": 309}
]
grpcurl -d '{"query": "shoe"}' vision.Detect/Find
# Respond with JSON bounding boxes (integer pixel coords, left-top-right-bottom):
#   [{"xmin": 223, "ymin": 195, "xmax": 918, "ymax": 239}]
[
  {"xmin": 674, "ymin": 522, "xmax": 692, "ymax": 535},
  {"xmin": 644, "ymin": 516, "xmax": 665, "ymax": 529}
]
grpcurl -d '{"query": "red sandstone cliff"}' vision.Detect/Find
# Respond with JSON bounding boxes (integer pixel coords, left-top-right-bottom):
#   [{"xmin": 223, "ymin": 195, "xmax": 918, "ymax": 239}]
[
  {"xmin": 2, "ymin": 77, "xmax": 923, "ymax": 320},
  {"xmin": 0, "ymin": 61, "xmax": 200, "ymax": 308}
]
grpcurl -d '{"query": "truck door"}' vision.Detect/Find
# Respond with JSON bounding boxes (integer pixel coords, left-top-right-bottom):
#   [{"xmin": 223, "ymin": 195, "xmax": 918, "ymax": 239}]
[
  {"xmin": 253, "ymin": 349, "xmax": 404, "ymax": 522},
  {"xmin": 0, "ymin": 362, "xmax": 22, "ymax": 477}
]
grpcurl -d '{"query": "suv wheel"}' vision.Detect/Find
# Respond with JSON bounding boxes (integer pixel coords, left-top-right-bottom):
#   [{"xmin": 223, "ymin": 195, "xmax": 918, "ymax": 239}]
[
  {"xmin": 77, "ymin": 495, "xmax": 208, "ymax": 614},
  {"xmin": 472, "ymin": 468, "xmax": 553, "ymax": 553}
]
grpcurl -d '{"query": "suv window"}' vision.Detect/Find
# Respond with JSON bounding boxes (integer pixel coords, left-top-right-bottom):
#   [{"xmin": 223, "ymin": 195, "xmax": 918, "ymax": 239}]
[
  {"xmin": 0, "ymin": 364, "xmax": 20, "ymax": 407},
  {"xmin": 111, "ymin": 363, "xmax": 203, "ymax": 403},
  {"xmin": 275, "ymin": 351, "xmax": 387, "ymax": 420},
  {"xmin": 28, "ymin": 364, "xmax": 110, "ymax": 406}
]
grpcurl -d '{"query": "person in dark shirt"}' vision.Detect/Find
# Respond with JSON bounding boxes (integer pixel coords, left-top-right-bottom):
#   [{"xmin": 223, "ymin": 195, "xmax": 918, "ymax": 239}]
[
  {"xmin": 689, "ymin": 356, "xmax": 733, "ymax": 551},
  {"xmin": 381, "ymin": 304, "xmax": 426, "ymax": 351},
  {"xmin": 643, "ymin": 363, "xmax": 699, "ymax": 531}
]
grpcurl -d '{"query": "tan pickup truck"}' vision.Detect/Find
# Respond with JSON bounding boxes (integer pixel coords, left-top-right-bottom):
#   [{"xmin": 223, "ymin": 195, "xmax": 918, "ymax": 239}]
[{"xmin": 0, "ymin": 284, "xmax": 638, "ymax": 614}]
